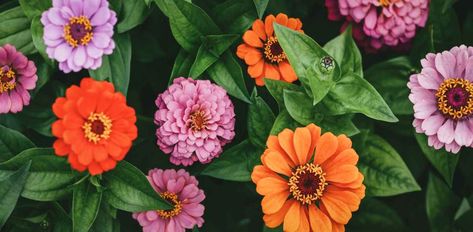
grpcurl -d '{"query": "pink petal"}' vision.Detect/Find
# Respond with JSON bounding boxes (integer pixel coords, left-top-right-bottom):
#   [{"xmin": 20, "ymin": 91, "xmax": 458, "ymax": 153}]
[
  {"xmin": 422, "ymin": 114, "xmax": 446, "ymax": 136},
  {"xmin": 454, "ymin": 120, "xmax": 473, "ymax": 146},
  {"xmin": 435, "ymin": 51, "xmax": 456, "ymax": 79},
  {"xmin": 437, "ymin": 120, "xmax": 455, "ymax": 144}
]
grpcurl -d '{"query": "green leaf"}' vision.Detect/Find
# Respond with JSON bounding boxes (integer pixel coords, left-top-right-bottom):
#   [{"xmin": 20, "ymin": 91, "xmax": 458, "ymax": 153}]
[
  {"xmin": 189, "ymin": 34, "xmax": 239, "ymax": 78},
  {"xmin": 265, "ymin": 79, "xmax": 302, "ymax": 109},
  {"xmin": 169, "ymin": 49, "xmax": 196, "ymax": 85},
  {"xmin": 102, "ymin": 161, "xmax": 172, "ymax": 212},
  {"xmin": 323, "ymin": 25, "xmax": 363, "ymax": 76},
  {"xmin": 0, "ymin": 162, "xmax": 31, "ymax": 230},
  {"xmin": 349, "ymin": 198, "xmax": 407, "ymax": 232},
  {"xmin": 154, "ymin": 0, "xmax": 220, "ymax": 51},
  {"xmin": 426, "ymin": 172, "xmax": 461, "ymax": 232},
  {"xmin": 72, "ymin": 181, "xmax": 102, "ymax": 232},
  {"xmin": 0, "ymin": 7, "xmax": 36, "ymax": 55},
  {"xmin": 116, "ymin": 0, "xmax": 150, "ymax": 33},
  {"xmin": 211, "ymin": 0, "xmax": 256, "ymax": 34},
  {"xmin": 90, "ymin": 202, "xmax": 120, "ymax": 232},
  {"xmin": 201, "ymin": 140, "xmax": 263, "ymax": 182},
  {"xmin": 90, "ymin": 33, "xmax": 132, "ymax": 96},
  {"xmin": 354, "ymin": 132, "xmax": 421, "ymax": 196},
  {"xmin": 323, "ymin": 73, "xmax": 398, "ymax": 122},
  {"xmin": 318, "ymin": 114, "xmax": 359, "ymax": 137},
  {"xmin": 30, "ymin": 16, "xmax": 54, "ymax": 66},
  {"xmin": 0, "ymin": 148, "xmax": 80, "ymax": 201},
  {"xmin": 0, "ymin": 124, "xmax": 35, "ymax": 162},
  {"xmin": 283, "ymin": 89, "xmax": 321, "ymax": 125},
  {"xmin": 49, "ymin": 202, "xmax": 72, "ymax": 232},
  {"xmin": 207, "ymin": 52, "xmax": 250, "ymax": 103},
  {"xmin": 270, "ymin": 109, "xmax": 301, "ymax": 135},
  {"xmin": 248, "ymin": 89, "xmax": 275, "ymax": 148},
  {"xmin": 18, "ymin": 0, "xmax": 50, "ymax": 19},
  {"xmin": 415, "ymin": 134, "xmax": 458, "ymax": 187},
  {"xmin": 365, "ymin": 56, "xmax": 414, "ymax": 115},
  {"xmin": 253, "ymin": 0, "xmax": 269, "ymax": 18}
]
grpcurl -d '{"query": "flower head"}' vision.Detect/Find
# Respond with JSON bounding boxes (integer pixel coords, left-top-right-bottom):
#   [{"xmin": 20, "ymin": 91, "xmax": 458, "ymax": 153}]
[
  {"xmin": 155, "ymin": 78, "xmax": 235, "ymax": 166},
  {"xmin": 133, "ymin": 169, "xmax": 205, "ymax": 232},
  {"xmin": 326, "ymin": 0, "xmax": 429, "ymax": 51},
  {"xmin": 51, "ymin": 78, "xmax": 137, "ymax": 175},
  {"xmin": 408, "ymin": 45, "xmax": 473, "ymax": 153},
  {"xmin": 236, "ymin": 13, "xmax": 303, "ymax": 86},
  {"xmin": 251, "ymin": 124, "xmax": 365, "ymax": 231},
  {"xmin": 0, "ymin": 44, "xmax": 38, "ymax": 114},
  {"xmin": 41, "ymin": 0, "xmax": 117, "ymax": 73}
]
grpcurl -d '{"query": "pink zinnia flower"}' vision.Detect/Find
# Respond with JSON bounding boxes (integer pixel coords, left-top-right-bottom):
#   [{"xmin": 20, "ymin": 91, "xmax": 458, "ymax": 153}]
[
  {"xmin": 326, "ymin": 0, "xmax": 429, "ymax": 51},
  {"xmin": 0, "ymin": 44, "xmax": 38, "ymax": 114},
  {"xmin": 41, "ymin": 0, "xmax": 117, "ymax": 73},
  {"xmin": 155, "ymin": 77, "xmax": 236, "ymax": 166},
  {"xmin": 408, "ymin": 45, "xmax": 473, "ymax": 153},
  {"xmin": 132, "ymin": 169, "xmax": 205, "ymax": 232}
]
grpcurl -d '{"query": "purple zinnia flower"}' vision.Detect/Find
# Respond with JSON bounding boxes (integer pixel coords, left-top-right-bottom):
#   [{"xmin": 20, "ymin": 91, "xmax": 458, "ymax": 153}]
[
  {"xmin": 155, "ymin": 77, "xmax": 236, "ymax": 166},
  {"xmin": 132, "ymin": 169, "xmax": 205, "ymax": 232},
  {"xmin": 0, "ymin": 44, "xmax": 38, "ymax": 114},
  {"xmin": 41, "ymin": 0, "xmax": 117, "ymax": 73},
  {"xmin": 408, "ymin": 45, "xmax": 473, "ymax": 153}
]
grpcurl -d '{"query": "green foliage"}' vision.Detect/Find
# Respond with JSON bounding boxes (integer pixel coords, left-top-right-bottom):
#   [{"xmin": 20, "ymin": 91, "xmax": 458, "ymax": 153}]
[
  {"xmin": 0, "ymin": 7, "xmax": 35, "ymax": 55},
  {"xmin": 0, "ymin": 162, "xmax": 30, "ymax": 230},
  {"xmin": 72, "ymin": 181, "xmax": 102, "ymax": 232},
  {"xmin": 0, "ymin": 125, "xmax": 35, "ymax": 162},
  {"xmin": 248, "ymin": 89, "xmax": 275, "ymax": 148}
]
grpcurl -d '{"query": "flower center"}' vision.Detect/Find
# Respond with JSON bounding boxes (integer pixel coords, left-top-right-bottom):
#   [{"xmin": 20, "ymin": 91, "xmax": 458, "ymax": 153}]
[
  {"xmin": 0, "ymin": 66, "xmax": 16, "ymax": 93},
  {"xmin": 157, "ymin": 192, "xmax": 183, "ymax": 219},
  {"xmin": 189, "ymin": 110, "xmax": 208, "ymax": 131},
  {"xmin": 379, "ymin": 0, "xmax": 391, "ymax": 7},
  {"xmin": 82, "ymin": 112, "xmax": 112, "ymax": 144},
  {"xmin": 64, "ymin": 16, "xmax": 93, "ymax": 47},
  {"xmin": 288, "ymin": 163, "xmax": 327, "ymax": 205},
  {"xmin": 264, "ymin": 37, "xmax": 287, "ymax": 63},
  {"xmin": 436, "ymin": 78, "xmax": 473, "ymax": 120}
]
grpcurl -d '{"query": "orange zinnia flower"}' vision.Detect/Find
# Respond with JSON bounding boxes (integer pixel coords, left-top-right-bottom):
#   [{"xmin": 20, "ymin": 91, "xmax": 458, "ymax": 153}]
[
  {"xmin": 236, "ymin": 13, "xmax": 303, "ymax": 86},
  {"xmin": 51, "ymin": 78, "xmax": 138, "ymax": 175},
  {"xmin": 251, "ymin": 124, "xmax": 365, "ymax": 232}
]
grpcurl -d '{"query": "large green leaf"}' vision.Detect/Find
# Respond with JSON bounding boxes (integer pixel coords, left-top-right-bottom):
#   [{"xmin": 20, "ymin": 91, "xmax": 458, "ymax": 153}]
[
  {"xmin": 102, "ymin": 161, "xmax": 172, "ymax": 212},
  {"xmin": 0, "ymin": 162, "xmax": 30, "ymax": 230},
  {"xmin": 169, "ymin": 49, "xmax": 196, "ymax": 85},
  {"xmin": 89, "ymin": 202, "xmax": 120, "ymax": 232},
  {"xmin": 348, "ymin": 198, "xmax": 407, "ymax": 232},
  {"xmin": 18, "ymin": 0, "xmax": 50, "ymax": 19},
  {"xmin": 210, "ymin": 0, "xmax": 256, "ymax": 34},
  {"xmin": 0, "ymin": 7, "xmax": 36, "ymax": 55},
  {"xmin": 264, "ymin": 79, "xmax": 302, "ymax": 109},
  {"xmin": 354, "ymin": 132, "xmax": 421, "ymax": 196},
  {"xmin": 253, "ymin": 0, "xmax": 269, "ymax": 18},
  {"xmin": 0, "ymin": 125, "xmax": 35, "ymax": 162},
  {"xmin": 318, "ymin": 114, "xmax": 359, "ymax": 137},
  {"xmin": 270, "ymin": 110, "xmax": 301, "ymax": 135},
  {"xmin": 416, "ymin": 134, "xmax": 458, "ymax": 187},
  {"xmin": 49, "ymin": 202, "xmax": 72, "ymax": 232},
  {"xmin": 89, "ymin": 33, "xmax": 132, "ymax": 96},
  {"xmin": 116, "ymin": 0, "xmax": 150, "ymax": 33},
  {"xmin": 72, "ymin": 181, "xmax": 102, "ymax": 232},
  {"xmin": 323, "ymin": 26, "xmax": 363, "ymax": 77},
  {"xmin": 248, "ymin": 89, "xmax": 275, "ymax": 148},
  {"xmin": 201, "ymin": 140, "xmax": 263, "ymax": 182}
]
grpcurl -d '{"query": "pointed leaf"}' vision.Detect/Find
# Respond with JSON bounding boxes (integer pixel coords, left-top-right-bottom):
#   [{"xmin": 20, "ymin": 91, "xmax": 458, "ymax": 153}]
[
  {"xmin": 0, "ymin": 7, "xmax": 36, "ymax": 55},
  {"xmin": 248, "ymin": 89, "xmax": 275, "ymax": 148},
  {"xmin": 0, "ymin": 124, "xmax": 35, "ymax": 162},
  {"xmin": 169, "ymin": 49, "xmax": 196, "ymax": 85},
  {"xmin": 73, "ymin": 181, "xmax": 102, "ymax": 232},
  {"xmin": 323, "ymin": 26, "xmax": 362, "ymax": 76}
]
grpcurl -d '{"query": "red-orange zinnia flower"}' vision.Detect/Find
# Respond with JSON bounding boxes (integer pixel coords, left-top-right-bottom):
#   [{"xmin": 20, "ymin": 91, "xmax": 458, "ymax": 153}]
[
  {"xmin": 52, "ymin": 78, "xmax": 138, "ymax": 175},
  {"xmin": 251, "ymin": 124, "xmax": 365, "ymax": 232},
  {"xmin": 236, "ymin": 13, "xmax": 303, "ymax": 86}
]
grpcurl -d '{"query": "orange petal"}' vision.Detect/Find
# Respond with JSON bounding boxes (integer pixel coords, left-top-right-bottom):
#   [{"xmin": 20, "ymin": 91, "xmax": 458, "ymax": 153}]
[
  {"xmin": 287, "ymin": 18, "xmax": 299, "ymax": 30},
  {"xmin": 275, "ymin": 13, "xmax": 289, "ymax": 27},
  {"xmin": 336, "ymin": 135, "xmax": 352, "ymax": 154},
  {"xmin": 96, "ymin": 91, "xmax": 114, "ymax": 113},
  {"xmin": 324, "ymin": 185, "xmax": 361, "ymax": 211},
  {"xmin": 244, "ymin": 49, "xmax": 263, "ymax": 65},
  {"xmin": 53, "ymin": 139, "xmax": 70, "ymax": 156},
  {"xmin": 332, "ymin": 221, "xmax": 345, "ymax": 232},
  {"xmin": 252, "ymin": 19, "xmax": 267, "ymax": 40},
  {"xmin": 308, "ymin": 205, "xmax": 332, "ymax": 232},
  {"xmin": 262, "ymin": 151, "xmax": 293, "ymax": 177},
  {"xmin": 63, "ymin": 113, "xmax": 84, "ymax": 129},
  {"xmin": 306, "ymin": 124, "xmax": 321, "ymax": 160},
  {"xmin": 68, "ymin": 152, "xmax": 87, "ymax": 172},
  {"xmin": 325, "ymin": 165, "xmax": 359, "ymax": 184},
  {"xmin": 263, "ymin": 199, "xmax": 294, "ymax": 228},
  {"xmin": 333, "ymin": 173, "xmax": 364, "ymax": 189},
  {"xmin": 277, "ymin": 129, "xmax": 299, "ymax": 165},
  {"xmin": 266, "ymin": 136, "xmax": 294, "ymax": 166},
  {"xmin": 295, "ymin": 18, "xmax": 303, "ymax": 30},
  {"xmin": 314, "ymin": 132, "xmax": 338, "ymax": 165},
  {"xmin": 106, "ymin": 142, "xmax": 122, "ymax": 159},
  {"xmin": 236, "ymin": 44, "xmax": 250, "ymax": 59},
  {"xmin": 251, "ymin": 165, "xmax": 277, "ymax": 184},
  {"xmin": 243, "ymin": 30, "xmax": 263, "ymax": 48},
  {"xmin": 264, "ymin": 63, "xmax": 281, "ymax": 80},
  {"xmin": 323, "ymin": 149, "xmax": 359, "ymax": 171},
  {"xmin": 255, "ymin": 77, "xmax": 265, "ymax": 86},
  {"xmin": 110, "ymin": 131, "xmax": 132, "ymax": 148},
  {"xmin": 283, "ymin": 200, "xmax": 301, "ymax": 232},
  {"xmin": 93, "ymin": 145, "xmax": 108, "ymax": 162},
  {"xmin": 298, "ymin": 207, "xmax": 310, "ymax": 232},
  {"xmin": 352, "ymin": 184, "xmax": 366, "ymax": 200},
  {"xmin": 52, "ymin": 97, "xmax": 66, "ymax": 118},
  {"xmin": 261, "ymin": 191, "xmax": 290, "ymax": 214},
  {"xmin": 279, "ymin": 61, "xmax": 297, "ymax": 83},
  {"xmin": 65, "ymin": 85, "xmax": 82, "ymax": 100},
  {"xmin": 77, "ymin": 95, "xmax": 97, "ymax": 118},
  {"xmin": 248, "ymin": 59, "xmax": 264, "ymax": 77},
  {"xmin": 265, "ymin": 14, "xmax": 276, "ymax": 37},
  {"xmin": 293, "ymin": 127, "xmax": 311, "ymax": 164},
  {"xmin": 99, "ymin": 158, "xmax": 116, "ymax": 172},
  {"xmin": 256, "ymin": 176, "xmax": 289, "ymax": 195},
  {"xmin": 88, "ymin": 162, "xmax": 103, "ymax": 175},
  {"xmin": 52, "ymin": 120, "xmax": 65, "ymax": 138},
  {"xmin": 77, "ymin": 149, "xmax": 93, "ymax": 166},
  {"xmin": 320, "ymin": 194, "xmax": 352, "ymax": 224},
  {"xmin": 63, "ymin": 129, "xmax": 84, "ymax": 145}
]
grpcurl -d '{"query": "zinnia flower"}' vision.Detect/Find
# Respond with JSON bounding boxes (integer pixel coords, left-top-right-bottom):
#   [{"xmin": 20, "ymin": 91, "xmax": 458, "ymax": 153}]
[
  {"xmin": 132, "ymin": 168, "xmax": 205, "ymax": 232},
  {"xmin": 325, "ymin": 0, "xmax": 429, "ymax": 51},
  {"xmin": 236, "ymin": 13, "xmax": 302, "ymax": 86},
  {"xmin": 41, "ymin": 0, "xmax": 117, "ymax": 73},
  {"xmin": 155, "ymin": 77, "xmax": 235, "ymax": 166},
  {"xmin": 0, "ymin": 44, "xmax": 38, "ymax": 114},
  {"xmin": 51, "ymin": 78, "xmax": 137, "ymax": 175},
  {"xmin": 251, "ymin": 124, "xmax": 365, "ymax": 231},
  {"xmin": 408, "ymin": 45, "xmax": 473, "ymax": 153}
]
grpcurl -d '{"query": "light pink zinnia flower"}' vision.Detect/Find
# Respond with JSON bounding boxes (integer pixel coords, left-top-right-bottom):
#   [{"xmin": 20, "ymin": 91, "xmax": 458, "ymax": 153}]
[
  {"xmin": 326, "ymin": 0, "xmax": 429, "ymax": 51},
  {"xmin": 41, "ymin": 0, "xmax": 117, "ymax": 73},
  {"xmin": 132, "ymin": 169, "xmax": 205, "ymax": 232},
  {"xmin": 0, "ymin": 44, "xmax": 38, "ymax": 114},
  {"xmin": 155, "ymin": 77, "xmax": 236, "ymax": 166},
  {"xmin": 408, "ymin": 45, "xmax": 473, "ymax": 153}
]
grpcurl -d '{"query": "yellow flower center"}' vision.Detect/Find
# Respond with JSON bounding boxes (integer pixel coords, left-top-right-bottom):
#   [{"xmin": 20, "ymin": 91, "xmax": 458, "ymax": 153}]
[
  {"xmin": 189, "ymin": 110, "xmax": 208, "ymax": 131},
  {"xmin": 82, "ymin": 112, "xmax": 112, "ymax": 144},
  {"xmin": 379, "ymin": 0, "xmax": 391, "ymax": 7},
  {"xmin": 157, "ymin": 192, "xmax": 183, "ymax": 219},
  {"xmin": 64, "ymin": 16, "xmax": 94, "ymax": 47},
  {"xmin": 264, "ymin": 37, "xmax": 287, "ymax": 64},
  {"xmin": 288, "ymin": 163, "xmax": 327, "ymax": 205},
  {"xmin": 0, "ymin": 67, "xmax": 16, "ymax": 93},
  {"xmin": 436, "ymin": 78, "xmax": 473, "ymax": 120}
]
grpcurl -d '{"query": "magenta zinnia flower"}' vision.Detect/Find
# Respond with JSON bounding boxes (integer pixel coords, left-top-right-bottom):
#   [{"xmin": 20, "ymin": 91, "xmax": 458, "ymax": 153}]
[
  {"xmin": 132, "ymin": 169, "xmax": 205, "ymax": 232},
  {"xmin": 0, "ymin": 44, "xmax": 38, "ymax": 114},
  {"xmin": 326, "ymin": 0, "xmax": 429, "ymax": 51},
  {"xmin": 41, "ymin": 0, "xmax": 117, "ymax": 73},
  {"xmin": 408, "ymin": 45, "xmax": 473, "ymax": 153},
  {"xmin": 155, "ymin": 77, "xmax": 236, "ymax": 166}
]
